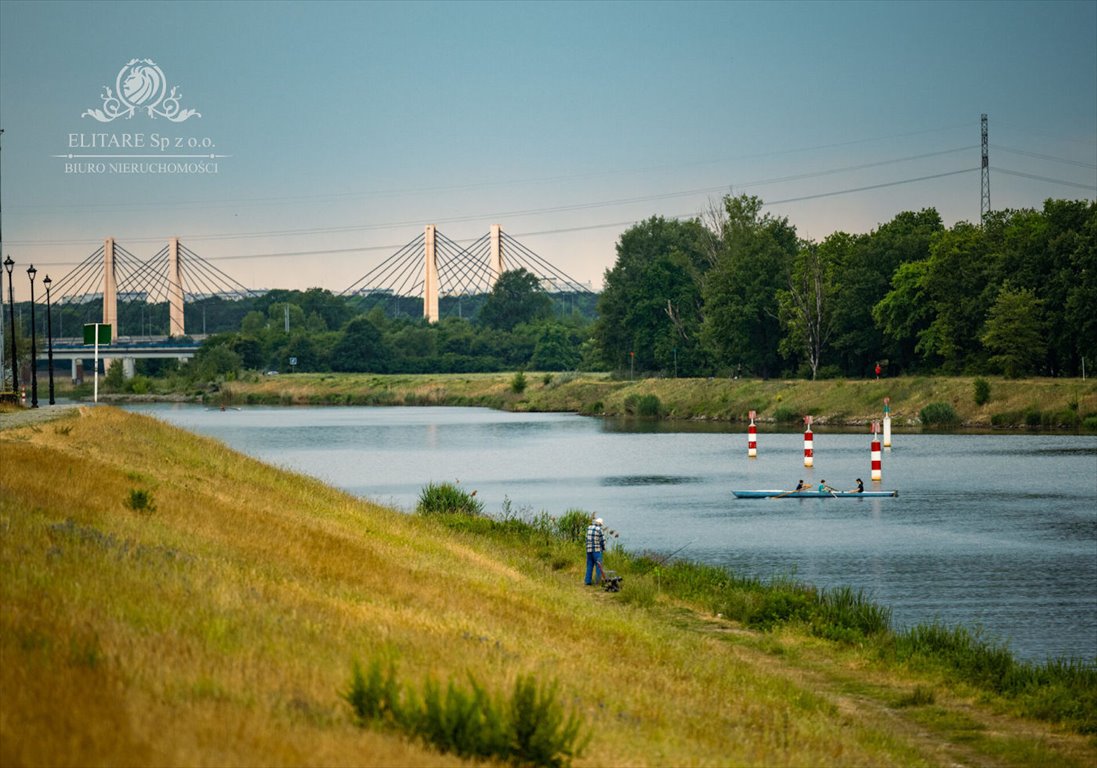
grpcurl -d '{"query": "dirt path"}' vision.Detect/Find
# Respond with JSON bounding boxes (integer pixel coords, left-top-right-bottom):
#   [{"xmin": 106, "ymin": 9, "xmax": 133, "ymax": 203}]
[{"xmin": 0, "ymin": 403, "xmax": 84, "ymax": 431}]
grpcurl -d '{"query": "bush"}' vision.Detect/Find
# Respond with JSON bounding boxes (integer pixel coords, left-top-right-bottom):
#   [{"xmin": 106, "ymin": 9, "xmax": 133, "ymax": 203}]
[
  {"xmin": 919, "ymin": 402, "xmax": 959, "ymax": 427},
  {"xmin": 510, "ymin": 371, "xmax": 528, "ymax": 394},
  {"xmin": 125, "ymin": 488, "xmax": 155, "ymax": 514},
  {"xmin": 973, "ymin": 377, "xmax": 991, "ymax": 406},
  {"xmin": 635, "ymin": 394, "xmax": 663, "ymax": 418},
  {"xmin": 344, "ymin": 662, "xmax": 587, "ymax": 767},
  {"xmin": 771, "ymin": 406, "xmax": 801, "ymax": 423},
  {"xmin": 416, "ymin": 482, "xmax": 484, "ymax": 517},
  {"xmin": 555, "ymin": 509, "xmax": 592, "ymax": 542}
]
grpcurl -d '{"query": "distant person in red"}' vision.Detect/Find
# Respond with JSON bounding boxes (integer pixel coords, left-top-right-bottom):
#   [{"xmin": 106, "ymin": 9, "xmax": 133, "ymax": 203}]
[{"xmin": 875, "ymin": 362, "xmax": 881, "ymax": 379}]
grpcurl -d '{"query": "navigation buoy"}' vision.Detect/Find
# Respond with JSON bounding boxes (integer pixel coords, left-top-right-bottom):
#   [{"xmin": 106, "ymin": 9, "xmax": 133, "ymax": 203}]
[
  {"xmin": 883, "ymin": 397, "xmax": 892, "ymax": 448},
  {"xmin": 748, "ymin": 410, "xmax": 757, "ymax": 458},
  {"xmin": 804, "ymin": 415, "xmax": 814, "ymax": 468},
  {"xmin": 871, "ymin": 421, "xmax": 882, "ymax": 481}
]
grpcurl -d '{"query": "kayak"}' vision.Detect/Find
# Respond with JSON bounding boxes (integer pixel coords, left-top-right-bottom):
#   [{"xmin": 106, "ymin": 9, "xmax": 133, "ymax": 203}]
[{"xmin": 732, "ymin": 489, "xmax": 898, "ymax": 498}]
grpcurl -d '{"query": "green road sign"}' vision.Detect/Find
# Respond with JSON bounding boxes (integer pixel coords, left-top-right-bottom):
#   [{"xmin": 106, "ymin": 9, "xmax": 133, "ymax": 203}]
[{"xmin": 83, "ymin": 323, "xmax": 112, "ymax": 345}]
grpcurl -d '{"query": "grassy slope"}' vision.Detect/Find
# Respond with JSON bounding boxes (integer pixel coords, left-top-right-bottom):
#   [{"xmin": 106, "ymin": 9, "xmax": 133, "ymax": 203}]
[
  {"xmin": 215, "ymin": 373, "xmax": 1097, "ymax": 429},
  {"xmin": 1, "ymin": 407, "xmax": 1094, "ymax": 767}
]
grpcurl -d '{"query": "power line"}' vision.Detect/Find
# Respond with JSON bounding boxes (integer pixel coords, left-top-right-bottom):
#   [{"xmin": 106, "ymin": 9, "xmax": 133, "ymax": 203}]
[
  {"xmin": 6, "ymin": 147, "xmax": 977, "ymax": 248},
  {"xmin": 992, "ymin": 144, "xmax": 1097, "ymax": 169},
  {"xmin": 990, "ymin": 167, "xmax": 1097, "ymax": 191}
]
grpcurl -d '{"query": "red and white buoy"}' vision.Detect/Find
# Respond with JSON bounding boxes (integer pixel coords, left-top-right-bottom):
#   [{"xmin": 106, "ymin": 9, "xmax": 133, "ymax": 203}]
[
  {"xmin": 871, "ymin": 420, "xmax": 883, "ymax": 481},
  {"xmin": 883, "ymin": 397, "xmax": 892, "ymax": 448},
  {"xmin": 748, "ymin": 410, "xmax": 757, "ymax": 458},
  {"xmin": 803, "ymin": 415, "xmax": 814, "ymax": 468}
]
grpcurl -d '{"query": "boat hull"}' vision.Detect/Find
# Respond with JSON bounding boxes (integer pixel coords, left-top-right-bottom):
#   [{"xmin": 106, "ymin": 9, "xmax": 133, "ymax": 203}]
[{"xmin": 732, "ymin": 489, "xmax": 898, "ymax": 498}]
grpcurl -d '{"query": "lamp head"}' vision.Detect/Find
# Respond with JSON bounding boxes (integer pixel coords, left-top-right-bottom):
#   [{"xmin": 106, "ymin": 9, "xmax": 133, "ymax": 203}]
[
  {"xmin": 3, "ymin": 255, "xmax": 11, "ymax": 275},
  {"xmin": 27, "ymin": 264, "xmax": 37, "ymax": 282},
  {"xmin": 43, "ymin": 275, "xmax": 52, "ymax": 290}
]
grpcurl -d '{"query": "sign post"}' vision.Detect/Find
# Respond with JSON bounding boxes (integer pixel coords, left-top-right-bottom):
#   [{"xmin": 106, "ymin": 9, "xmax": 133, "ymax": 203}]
[{"xmin": 83, "ymin": 323, "xmax": 112, "ymax": 403}]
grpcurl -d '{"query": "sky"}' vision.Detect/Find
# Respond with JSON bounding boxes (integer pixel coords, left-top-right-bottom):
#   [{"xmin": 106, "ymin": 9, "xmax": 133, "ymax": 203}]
[{"xmin": 1, "ymin": 0, "xmax": 1095, "ymax": 302}]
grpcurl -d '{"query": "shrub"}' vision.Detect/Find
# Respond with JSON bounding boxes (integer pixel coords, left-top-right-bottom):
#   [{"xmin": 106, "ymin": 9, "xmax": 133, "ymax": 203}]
[
  {"xmin": 771, "ymin": 406, "xmax": 801, "ymax": 424},
  {"xmin": 416, "ymin": 482, "xmax": 484, "ymax": 517},
  {"xmin": 555, "ymin": 509, "xmax": 591, "ymax": 542},
  {"xmin": 510, "ymin": 371, "xmax": 528, "ymax": 394},
  {"xmin": 125, "ymin": 488, "xmax": 155, "ymax": 514},
  {"xmin": 635, "ymin": 394, "xmax": 663, "ymax": 418},
  {"xmin": 345, "ymin": 658, "xmax": 403, "ymax": 726},
  {"xmin": 973, "ymin": 377, "xmax": 991, "ymax": 406},
  {"xmin": 344, "ymin": 662, "xmax": 587, "ymax": 767},
  {"xmin": 919, "ymin": 402, "xmax": 959, "ymax": 427}
]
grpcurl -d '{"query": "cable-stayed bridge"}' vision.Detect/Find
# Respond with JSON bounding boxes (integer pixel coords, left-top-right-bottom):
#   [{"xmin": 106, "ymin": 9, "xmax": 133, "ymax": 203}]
[{"xmin": 28, "ymin": 225, "xmax": 591, "ymax": 376}]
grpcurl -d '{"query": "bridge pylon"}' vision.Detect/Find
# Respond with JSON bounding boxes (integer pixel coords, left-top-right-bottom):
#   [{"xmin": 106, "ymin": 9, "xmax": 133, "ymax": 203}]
[
  {"xmin": 168, "ymin": 237, "xmax": 185, "ymax": 336},
  {"xmin": 424, "ymin": 224, "xmax": 439, "ymax": 323},
  {"xmin": 103, "ymin": 237, "xmax": 118, "ymax": 335}
]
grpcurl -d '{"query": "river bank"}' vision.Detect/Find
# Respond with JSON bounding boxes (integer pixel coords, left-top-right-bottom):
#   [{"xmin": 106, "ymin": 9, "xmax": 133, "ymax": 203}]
[
  {"xmin": 2, "ymin": 405, "xmax": 1094, "ymax": 766},
  {"xmin": 207, "ymin": 372, "xmax": 1097, "ymax": 431}
]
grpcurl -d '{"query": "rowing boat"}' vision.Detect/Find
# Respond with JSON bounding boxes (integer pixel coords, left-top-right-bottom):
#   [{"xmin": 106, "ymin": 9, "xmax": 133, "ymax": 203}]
[{"xmin": 732, "ymin": 489, "xmax": 898, "ymax": 498}]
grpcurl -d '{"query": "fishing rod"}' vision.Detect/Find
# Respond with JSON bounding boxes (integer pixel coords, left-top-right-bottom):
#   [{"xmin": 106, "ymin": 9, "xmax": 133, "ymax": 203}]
[{"xmin": 651, "ymin": 540, "xmax": 693, "ymax": 567}]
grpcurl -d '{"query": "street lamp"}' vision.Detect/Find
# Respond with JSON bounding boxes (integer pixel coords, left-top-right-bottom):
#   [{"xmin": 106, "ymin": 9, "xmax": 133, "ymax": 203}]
[
  {"xmin": 27, "ymin": 264, "xmax": 38, "ymax": 408},
  {"xmin": 44, "ymin": 274, "xmax": 55, "ymax": 405},
  {"xmin": 4, "ymin": 256, "xmax": 16, "ymax": 394}
]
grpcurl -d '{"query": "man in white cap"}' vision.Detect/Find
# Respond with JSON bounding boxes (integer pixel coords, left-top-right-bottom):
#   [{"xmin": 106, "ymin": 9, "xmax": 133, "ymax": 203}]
[{"xmin": 584, "ymin": 516, "xmax": 607, "ymax": 585}]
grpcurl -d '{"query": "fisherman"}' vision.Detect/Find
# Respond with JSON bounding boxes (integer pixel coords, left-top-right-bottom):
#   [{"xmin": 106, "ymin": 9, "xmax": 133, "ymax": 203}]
[{"xmin": 584, "ymin": 517, "xmax": 608, "ymax": 586}]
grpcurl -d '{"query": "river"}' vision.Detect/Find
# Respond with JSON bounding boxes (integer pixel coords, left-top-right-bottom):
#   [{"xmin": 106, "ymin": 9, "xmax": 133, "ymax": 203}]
[{"xmin": 126, "ymin": 403, "xmax": 1097, "ymax": 663}]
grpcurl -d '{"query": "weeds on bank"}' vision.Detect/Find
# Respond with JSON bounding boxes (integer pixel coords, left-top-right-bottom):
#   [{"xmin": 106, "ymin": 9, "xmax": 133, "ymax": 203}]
[
  {"xmin": 414, "ymin": 482, "xmax": 1097, "ymax": 735},
  {"xmin": 343, "ymin": 658, "xmax": 587, "ymax": 767}
]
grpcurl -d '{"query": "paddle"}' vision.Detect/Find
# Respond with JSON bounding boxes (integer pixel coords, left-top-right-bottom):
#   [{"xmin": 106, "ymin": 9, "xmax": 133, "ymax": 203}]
[{"xmin": 772, "ymin": 485, "xmax": 805, "ymax": 499}]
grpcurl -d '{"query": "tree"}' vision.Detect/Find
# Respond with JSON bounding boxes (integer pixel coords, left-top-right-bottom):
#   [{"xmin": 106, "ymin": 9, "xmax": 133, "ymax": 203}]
[
  {"xmin": 981, "ymin": 286, "xmax": 1046, "ymax": 378},
  {"xmin": 702, "ymin": 195, "xmax": 797, "ymax": 378},
  {"xmin": 830, "ymin": 209, "xmax": 942, "ymax": 376},
  {"xmin": 918, "ymin": 222, "xmax": 998, "ymax": 372},
  {"xmin": 530, "ymin": 322, "xmax": 581, "ymax": 370},
  {"xmin": 777, "ymin": 237, "xmax": 840, "ymax": 379},
  {"xmin": 478, "ymin": 269, "xmax": 552, "ymax": 331},
  {"xmin": 332, "ymin": 316, "xmax": 390, "ymax": 372},
  {"xmin": 872, "ymin": 259, "xmax": 936, "ymax": 370},
  {"xmin": 595, "ymin": 216, "xmax": 713, "ymax": 375}
]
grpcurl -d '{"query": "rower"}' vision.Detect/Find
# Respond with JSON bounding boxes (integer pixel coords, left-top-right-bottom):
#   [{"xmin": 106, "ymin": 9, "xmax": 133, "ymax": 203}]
[{"xmin": 854, "ymin": 478, "xmax": 864, "ymax": 493}]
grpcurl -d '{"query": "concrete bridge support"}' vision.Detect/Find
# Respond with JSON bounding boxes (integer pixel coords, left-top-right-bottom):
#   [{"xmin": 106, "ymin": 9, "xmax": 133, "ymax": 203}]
[
  {"xmin": 168, "ymin": 237, "xmax": 185, "ymax": 337},
  {"xmin": 423, "ymin": 224, "xmax": 439, "ymax": 323},
  {"xmin": 103, "ymin": 237, "xmax": 118, "ymax": 334},
  {"xmin": 490, "ymin": 224, "xmax": 504, "ymax": 285}
]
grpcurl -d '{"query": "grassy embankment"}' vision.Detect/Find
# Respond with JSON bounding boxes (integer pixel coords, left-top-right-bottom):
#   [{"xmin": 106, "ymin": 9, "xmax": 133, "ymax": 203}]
[
  {"xmin": 210, "ymin": 372, "xmax": 1097, "ymax": 430},
  {"xmin": 2, "ymin": 406, "xmax": 1095, "ymax": 766}
]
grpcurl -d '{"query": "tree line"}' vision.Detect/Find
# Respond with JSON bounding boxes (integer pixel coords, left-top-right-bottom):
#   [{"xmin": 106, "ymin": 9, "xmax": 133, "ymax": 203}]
[
  {"xmin": 594, "ymin": 195, "xmax": 1095, "ymax": 379},
  {"xmin": 6, "ymin": 194, "xmax": 1092, "ymax": 385}
]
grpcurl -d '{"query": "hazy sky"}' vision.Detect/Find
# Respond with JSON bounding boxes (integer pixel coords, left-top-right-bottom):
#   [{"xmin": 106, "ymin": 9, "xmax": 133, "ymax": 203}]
[{"xmin": 1, "ymin": 0, "xmax": 1094, "ymax": 301}]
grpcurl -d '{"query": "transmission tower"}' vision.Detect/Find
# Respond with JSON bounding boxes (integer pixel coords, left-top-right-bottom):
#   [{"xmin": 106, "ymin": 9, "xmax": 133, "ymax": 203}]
[{"xmin": 981, "ymin": 113, "xmax": 990, "ymax": 221}]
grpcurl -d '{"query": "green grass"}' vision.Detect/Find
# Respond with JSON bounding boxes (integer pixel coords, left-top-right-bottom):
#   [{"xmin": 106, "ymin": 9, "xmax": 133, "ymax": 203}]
[{"xmin": 427, "ymin": 503, "xmax": 1097, "ymax": 735}]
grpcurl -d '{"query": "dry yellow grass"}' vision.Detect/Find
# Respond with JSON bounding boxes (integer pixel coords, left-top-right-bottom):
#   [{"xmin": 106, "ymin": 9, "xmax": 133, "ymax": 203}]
[{"xmin": 2, "ymin": 406, "xmax": 1093, "ymax": 767}]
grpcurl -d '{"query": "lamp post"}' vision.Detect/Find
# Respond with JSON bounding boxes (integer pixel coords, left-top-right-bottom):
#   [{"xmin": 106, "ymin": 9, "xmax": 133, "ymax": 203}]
[
  {"xmin": 4, "ymin": 256, "xmax": 16, "ymax": 394},
  {"xmin": 27, "ymin": 264, "xmax": 38, "ymax": 408},
  {"xmin": 44, "ymin": 274, "xmax": 55, "ymax": 405}
]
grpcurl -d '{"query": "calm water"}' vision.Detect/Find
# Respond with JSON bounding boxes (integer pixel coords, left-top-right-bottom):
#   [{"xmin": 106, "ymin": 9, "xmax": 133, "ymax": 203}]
[{"xmin": 126, "ymin": 404, "xmax": 1097, "ymax": 663}]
